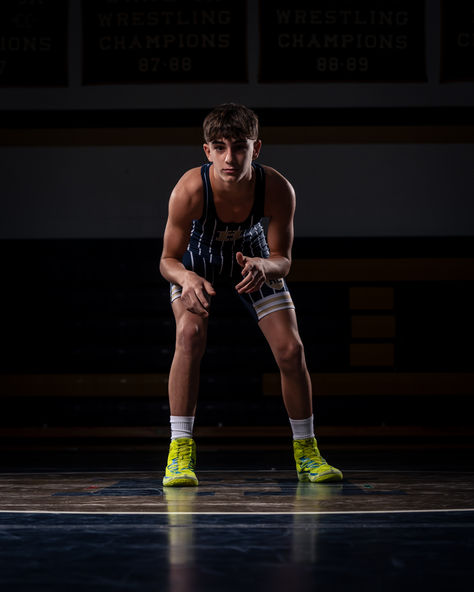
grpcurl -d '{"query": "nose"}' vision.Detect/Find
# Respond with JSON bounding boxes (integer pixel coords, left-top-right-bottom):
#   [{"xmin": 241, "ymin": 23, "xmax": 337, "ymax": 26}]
[{"xmin": 224, "ymin": 149, "xmax": 235, "ymax": 163}]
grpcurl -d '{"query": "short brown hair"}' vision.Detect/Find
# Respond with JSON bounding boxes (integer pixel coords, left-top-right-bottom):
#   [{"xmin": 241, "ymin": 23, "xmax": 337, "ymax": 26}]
[{"xmin": 203, "ymin": 103, "xmax": 259, "ymax": 143}]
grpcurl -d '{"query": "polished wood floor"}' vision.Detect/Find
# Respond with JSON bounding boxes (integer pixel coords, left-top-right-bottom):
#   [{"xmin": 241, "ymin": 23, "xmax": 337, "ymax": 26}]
[
  {"xmin": 1, "ymin": 468, "xmax": 473, "ymax": 514},
  {"xmin": 0, "ymin": 449, "xmax": 473, "ymax": 591}
]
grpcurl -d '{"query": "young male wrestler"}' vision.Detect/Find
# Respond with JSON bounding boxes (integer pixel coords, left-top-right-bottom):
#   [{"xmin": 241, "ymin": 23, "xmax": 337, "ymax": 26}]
[{"xmin": 159, "ymin": 103, "xmax": 342, "ymax": 486}]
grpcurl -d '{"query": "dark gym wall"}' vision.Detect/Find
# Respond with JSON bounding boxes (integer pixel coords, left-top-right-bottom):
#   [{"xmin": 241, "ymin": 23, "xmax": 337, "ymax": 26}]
[
  {"xmin": 1, "ymin": 1, "xmax": 473, "ymax": 449},
  {"xmin": 1, "ymin": 0, "xmax": 473, "ymax": 240}
]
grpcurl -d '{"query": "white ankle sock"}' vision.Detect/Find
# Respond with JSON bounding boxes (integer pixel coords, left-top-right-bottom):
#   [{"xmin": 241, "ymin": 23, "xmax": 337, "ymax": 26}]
[
  {"xmin": 170, "ymin": 415, "xmax": 195, "ymax": 440},
  {"xmin": 289, "ymin": 415, "xmax": 315, "ymax": 440}
]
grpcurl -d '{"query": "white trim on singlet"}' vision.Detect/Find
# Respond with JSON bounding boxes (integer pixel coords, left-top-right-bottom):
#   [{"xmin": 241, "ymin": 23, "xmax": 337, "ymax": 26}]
[
  {"xmin": 170, "ymin": 284, "xmax": 182, "ymax": 302},
  {"xmin": 249, "ymin": 229, "xmax": 255, "ymax": 258},
  {"xmin": 255, "ymin": 223, "xmax": 268, "ymax": 254},
  {"xmin": 198, "ymin": 169, "xmax": 211, "ymax": 255},
  {"xmin": 209, "ymin": 218, "xmax": 217, "ymax": 263},
  {"xmin": 248, "ymin": 227, "xmax": 264, "ymax": 301},
  {"xmin": 254, "ymin": 292, "xmax": 295, "ymax": 321},
  {"xmin": 189, "ymin": 250, "xmax": 195, "ymax": 271}
]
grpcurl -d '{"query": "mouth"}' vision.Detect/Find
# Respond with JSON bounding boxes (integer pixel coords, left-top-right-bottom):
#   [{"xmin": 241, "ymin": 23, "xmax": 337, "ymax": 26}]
[{"xmin": 222, "ymin": 168, "xmax": 239, "ymax": 175}]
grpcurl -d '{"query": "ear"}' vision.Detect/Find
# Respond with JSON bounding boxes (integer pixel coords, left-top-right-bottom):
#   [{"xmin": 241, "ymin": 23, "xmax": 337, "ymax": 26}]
[
  {"xmin": 203, "ymin": 143, "xmax": 212, "ymax": 162},
  {"xmin": 252, "ymin": 139, "xmax": 262, "ymax": 160}
]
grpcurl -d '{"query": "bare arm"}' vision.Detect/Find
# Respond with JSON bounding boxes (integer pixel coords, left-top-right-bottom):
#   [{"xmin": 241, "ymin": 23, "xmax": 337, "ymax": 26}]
[
  {"xmin": 160, "ymin": 169, "xmax": 216, "ymax": 317},
  {"xmin": 235, "ymin": 167, "xmax": 295, "ymax": 294}
]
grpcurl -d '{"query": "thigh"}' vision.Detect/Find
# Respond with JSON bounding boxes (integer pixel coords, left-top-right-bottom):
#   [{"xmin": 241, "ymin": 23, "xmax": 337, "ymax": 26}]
[
  {"xmin": 258, "ymin": 307, "xmax": 303, "ymax": 351},
  {"xmin": 237, "ymin": 278, "xmax": 295, "ymax": 322}
]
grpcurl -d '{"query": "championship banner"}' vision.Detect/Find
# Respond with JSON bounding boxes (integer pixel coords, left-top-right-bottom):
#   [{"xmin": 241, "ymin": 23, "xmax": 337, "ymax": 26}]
[
  {"xmin": 441, "ymin": 0, "xmax": 474, "ymax": 82},
  {"xmin": 82, "ymin": 0, "xmax": 247, "ymax": 84},
  {"xmin": 259, "ymin": 0, "xmax": 426, "ymax": 82},
  {"xmin": 0, "ymin": 0, "xmax": 68, "ymax": 87}
]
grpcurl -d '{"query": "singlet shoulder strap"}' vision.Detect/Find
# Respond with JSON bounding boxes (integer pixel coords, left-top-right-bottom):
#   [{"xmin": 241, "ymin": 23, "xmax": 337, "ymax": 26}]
[
  {"xmin": 199, "ymin": 163, "xmax": 216, "ymax": 223},
  {"xmin": 251, "ymin": 162, "xmax": 266, "ymax": 221}
]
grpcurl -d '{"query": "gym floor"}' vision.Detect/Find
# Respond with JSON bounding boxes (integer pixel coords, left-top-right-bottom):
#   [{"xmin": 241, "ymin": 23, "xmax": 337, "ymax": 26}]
[{"xmin": 0, "ymin": 447, "xmax": 473, "ymax": 591}]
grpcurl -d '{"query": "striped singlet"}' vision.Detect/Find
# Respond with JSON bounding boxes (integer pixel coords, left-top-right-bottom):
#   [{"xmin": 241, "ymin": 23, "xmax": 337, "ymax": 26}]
[{"xmin": 170, "ymin": 162, "xmax": 294, "ymax": 322}]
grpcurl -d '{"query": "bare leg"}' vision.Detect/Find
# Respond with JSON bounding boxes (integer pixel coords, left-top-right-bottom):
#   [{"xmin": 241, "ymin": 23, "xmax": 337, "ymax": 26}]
[
  {"xmin": 168, "ymin": 298, "xmax": 208, "ymax": 416},
  {"xmin": 258, "ymin": 308, "xmax": 312, "ymax": 420}
]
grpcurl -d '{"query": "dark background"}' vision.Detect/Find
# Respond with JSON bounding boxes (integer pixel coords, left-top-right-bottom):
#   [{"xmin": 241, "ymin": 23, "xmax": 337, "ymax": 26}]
[{"xmin": 0, "ymin": 0, "xmax": 473, "ymax": 453}]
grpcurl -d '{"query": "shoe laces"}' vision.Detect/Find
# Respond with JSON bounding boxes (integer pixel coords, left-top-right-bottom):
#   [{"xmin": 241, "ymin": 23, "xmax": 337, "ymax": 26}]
[
  {"xmin": 296, "ymin": 439, "xmax": 326, "ymax": 469},
  {"xmin": 176, "ymin": 439, "xmax": 194, "ymax": 471}
]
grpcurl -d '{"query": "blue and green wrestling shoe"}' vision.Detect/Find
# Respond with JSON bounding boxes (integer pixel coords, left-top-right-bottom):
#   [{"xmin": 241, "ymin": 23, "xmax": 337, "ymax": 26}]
[
  {"xmin": 163, "ymin": 437, "xmax": 199, "ymax": 487},
  {"xmin": 293, "ymin": 437, "xmax": 343, "ymax": 483}
]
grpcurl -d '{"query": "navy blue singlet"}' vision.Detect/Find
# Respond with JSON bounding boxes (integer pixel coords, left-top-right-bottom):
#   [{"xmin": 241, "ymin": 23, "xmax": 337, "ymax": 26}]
[
  {"xmin": 184, "ymin": 162, "xmax": 269, "ymax": 280},
  {"xmin": 171, "ymin": 162, "xmax": 295, "ymax": 322}
]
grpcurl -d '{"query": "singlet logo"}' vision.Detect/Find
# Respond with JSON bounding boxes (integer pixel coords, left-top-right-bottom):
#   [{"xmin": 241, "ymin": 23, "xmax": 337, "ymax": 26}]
[{"xmin": 216, "ymin": 229, "xmax": 243, "ymax": 242}]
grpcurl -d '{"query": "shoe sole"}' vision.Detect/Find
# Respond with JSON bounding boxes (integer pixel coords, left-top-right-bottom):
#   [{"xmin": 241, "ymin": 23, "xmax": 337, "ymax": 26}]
[{"xmin": 163, "ymin": 476, "xmax": 199, "ymax": 487}]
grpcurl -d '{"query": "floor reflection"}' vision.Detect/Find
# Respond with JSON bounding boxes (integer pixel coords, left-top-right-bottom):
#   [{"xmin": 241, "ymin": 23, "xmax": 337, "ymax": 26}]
[
  {"xmin": 162, "ymin": 479, "xmax": 347, "ymax": 592},
  {"xmin": 291, "ymin": 482, "xmax": 344, "ymax": 565},
  {"xmin": 165, "ymin": 487, "xmax": 198, "ymax": 592}
]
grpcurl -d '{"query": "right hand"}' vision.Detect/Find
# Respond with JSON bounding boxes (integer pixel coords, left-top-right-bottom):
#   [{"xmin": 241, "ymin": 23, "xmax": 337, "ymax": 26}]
[{"xmin": 180, "ymin": 271, "xmax": 216, "ymax": 318}]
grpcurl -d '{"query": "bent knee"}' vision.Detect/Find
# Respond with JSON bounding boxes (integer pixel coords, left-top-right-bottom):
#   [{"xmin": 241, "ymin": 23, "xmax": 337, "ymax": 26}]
[
  {"xmin": 176, "ymin": 320, "xmax": 207, "ymax": 357},
  {"xmin": 274, "ymin": 339, "xmax": 305, "ymax": 370}
]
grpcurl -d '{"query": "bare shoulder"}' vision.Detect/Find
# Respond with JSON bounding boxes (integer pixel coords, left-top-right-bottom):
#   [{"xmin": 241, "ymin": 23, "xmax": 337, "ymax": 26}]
[
  {"xmin": 172, "ymin": 166, "xmax": 203, "ymax": 200},
  {"xmin": 261, "ymin": 165, "xmax": 296, "ymax": 214},
  {"xmin": 169, "ymin": 166, "xmax": 203, "ymax": 219}
]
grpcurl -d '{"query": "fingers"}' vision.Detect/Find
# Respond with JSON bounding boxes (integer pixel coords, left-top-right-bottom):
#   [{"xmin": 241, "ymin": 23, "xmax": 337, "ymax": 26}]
[
  {"xmin": 204, "ymin": 279, "xmax": 216, "ymax": 296},
  {"xmin": 235, "ymin": 268, "xmax": 265, "ymax": 294},
  {"xmin": 236, "ymin": 252, "xmax": 254, "ymax": 278},
  {"xmin": 180, "ymin": 281, "xmax": 215, "ymax": 318},
  {"xmin": 235, "ymin": 253, "xmax": 266, "ymax": 293},
  {"xmin": 195, "ymin": 287, "xmax": 214, "ymax": 317},
  {"xmin": 182, "ymin": 292, "xmax": 210, "ymax": 318},
  {"xmin": 196, "ymin": 281, "xmax": 216, "ymax": 316},
  {"xmin": 236, "ymin": 251, "xmax": 246, "ymax": 269}
]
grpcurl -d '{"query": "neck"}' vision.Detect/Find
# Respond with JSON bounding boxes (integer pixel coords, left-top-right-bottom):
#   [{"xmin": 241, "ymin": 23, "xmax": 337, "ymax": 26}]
[{"xmin": 211, "ymin": 164, "xmax": 254, "ymax": 196}]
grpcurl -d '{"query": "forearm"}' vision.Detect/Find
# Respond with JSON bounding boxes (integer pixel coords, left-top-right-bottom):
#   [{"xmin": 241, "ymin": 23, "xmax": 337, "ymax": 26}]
[
  {"xmin": 160, "ymin": 256, "xmax": 196, "ymax": 286},
  {"xmin": 263, "ymin": 254, "xmax": 292, "ymax": 279}
]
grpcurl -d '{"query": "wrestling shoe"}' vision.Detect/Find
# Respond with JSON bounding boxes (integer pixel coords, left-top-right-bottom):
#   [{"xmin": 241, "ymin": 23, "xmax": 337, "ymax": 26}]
[
  {"xmin": 163, "ymin": 437, "xmax": 198, "ymax": 487},
  {"xmin": 293, "ymin": 437, "xmax": 343, "ymax": 483}
]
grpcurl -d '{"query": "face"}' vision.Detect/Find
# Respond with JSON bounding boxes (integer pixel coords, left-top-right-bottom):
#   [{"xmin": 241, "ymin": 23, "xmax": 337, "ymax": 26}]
[{"xmin": 203, "ymin": 137, "xmax": 261, "ymax": 184}]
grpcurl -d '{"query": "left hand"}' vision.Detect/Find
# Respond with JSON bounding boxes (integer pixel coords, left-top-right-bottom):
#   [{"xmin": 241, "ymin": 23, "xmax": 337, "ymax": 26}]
[{"xmin": 235, "ymin": 252, "xmax": 267, "ymax": 294}]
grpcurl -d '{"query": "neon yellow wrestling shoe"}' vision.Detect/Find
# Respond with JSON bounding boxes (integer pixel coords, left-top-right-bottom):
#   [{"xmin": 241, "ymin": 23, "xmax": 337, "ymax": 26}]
[
  {"xmin": 163, "ymin": 437, "xmax": 198, "ymax": 487},
  {"xmin": 293, "ymin": 437, "xmax": 343, "ymax": 483}
]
